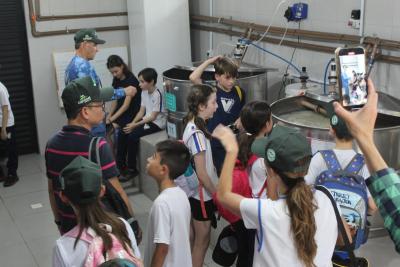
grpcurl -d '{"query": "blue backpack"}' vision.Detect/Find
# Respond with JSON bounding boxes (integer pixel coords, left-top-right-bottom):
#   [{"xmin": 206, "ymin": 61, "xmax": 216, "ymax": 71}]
[{"xmin": 315, "ymin": 150, "xmax": 369, "ymax": 250}]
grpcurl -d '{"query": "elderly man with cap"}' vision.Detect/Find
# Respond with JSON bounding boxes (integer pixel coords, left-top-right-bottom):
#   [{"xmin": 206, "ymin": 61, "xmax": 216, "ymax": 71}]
[
  {"xmin": 45, "ymin": 77, "xmax": 141, "ymax": 242},
  {"xmin": 64, "ymin": 28, "xmax": 137, "ymax": 136}
]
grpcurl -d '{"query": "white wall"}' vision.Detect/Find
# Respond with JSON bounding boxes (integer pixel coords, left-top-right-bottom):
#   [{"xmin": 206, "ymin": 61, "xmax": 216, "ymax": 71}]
[
  {"xmin": 191, "ymin": 0, "xmax": 400, "ymax": 99},
  {"xmin": 23, "ymin": 0, "xmax": 129, "ymax": 154}
]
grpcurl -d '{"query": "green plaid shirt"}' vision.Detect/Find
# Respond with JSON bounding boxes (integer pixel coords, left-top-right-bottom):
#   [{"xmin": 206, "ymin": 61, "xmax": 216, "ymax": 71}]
[{"xmin": 367, "ymin": 168, "xmax": 400, "ymax": 253}]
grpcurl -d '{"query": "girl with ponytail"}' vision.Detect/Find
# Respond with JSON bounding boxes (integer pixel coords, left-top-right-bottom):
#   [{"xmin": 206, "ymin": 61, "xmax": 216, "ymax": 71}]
[
  {"xmin": 53, "ymin": 157, "xmax": 142, "ymax": 267},
  {"xmin": 214, "ymin": 125, "xmax": 339, "ymax": 267},
  {"xmin": 239, "ymin": 100, "xmax": 276, "ymax": 199},
  {"xmin": 182, "ymin": 84, "xmax": 219, "ymax": 267}
]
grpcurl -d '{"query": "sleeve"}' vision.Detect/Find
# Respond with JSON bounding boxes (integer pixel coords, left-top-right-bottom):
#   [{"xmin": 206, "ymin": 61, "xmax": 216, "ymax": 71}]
[
  {"xmin": 140, "ymin": 91, "xmax": 146, "ymax": 107},
  {"xmin": 240, "ymin": 198, "xmax": 261, "ymax": 230},
  {"xmin": 151, "ymin": 90, "xmax": 163, "ymax": 113},
  {"xmin": 0, "ymin": 85, "xmax": 9, "ymax": 107},
  {"xmin": 52, "ymin": 242, "xmax": 68, "ymax": 267},
  {"xmin": 304, "ymin": 152, "xmax": 324, "ymax": 185},
  {"xmin": 151, "ymin": 200, "xmax": 171, "ymax": 245},
  {"xmin": 187, "ymin": 131, "xmax": 207, "ymax": 156},
  {"xmin": 120, "ymin": 218, "xmax": 141, "ymax": 258},
  {"xmin": 367, "ymin": 168, "xmax": 400, "ymax": 253},
  {"xmin": 98, "ymin": 138, "xmax": 119, "ymax": 179}
]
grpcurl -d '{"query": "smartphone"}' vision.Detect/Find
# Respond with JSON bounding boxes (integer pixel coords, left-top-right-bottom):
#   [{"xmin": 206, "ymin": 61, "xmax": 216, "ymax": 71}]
[{"xmin": 336, "ymin": 47, "xmax": 368, "ymax": 108}]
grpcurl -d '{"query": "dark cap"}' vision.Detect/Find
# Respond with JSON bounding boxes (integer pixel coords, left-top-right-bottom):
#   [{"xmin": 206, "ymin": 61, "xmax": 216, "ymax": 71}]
[
  {"xmin": 59, "ymin": 156, "xmax": 102, "ymax": 205},
  {"xmin": 252, "ymin": 125, "xmax": 312, "ymax": 174},
  {"xmin": 327, "ymin": 102, "xmax": 351, "ymax": 138},
  {"xmin": 74, "ymin": 29, "xmax": 106, "ymax": 45},
  {"xmin": 62, "ymin": 76, "xmax": 113, "ymax": 111}
]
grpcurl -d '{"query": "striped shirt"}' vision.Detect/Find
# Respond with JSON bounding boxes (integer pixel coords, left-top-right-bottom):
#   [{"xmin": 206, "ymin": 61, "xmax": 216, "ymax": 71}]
[
  {"xmin": 182, "ymin": 121, "xmax": 218, "ymax": 201},
  {"xmin": 45, "ymin": 125, "xmax": 119, "ymax": 233},
  {"xmin": 366, "ymin": 168, "xmax": 400, "ymax": 253}
]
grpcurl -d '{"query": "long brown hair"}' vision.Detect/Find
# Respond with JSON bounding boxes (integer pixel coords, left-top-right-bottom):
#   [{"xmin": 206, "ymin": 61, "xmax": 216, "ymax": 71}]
[
  {"xmin": 183, "ymin": 84, "xmax": 216, "ymax": 139},
  {"xmin": 277, "ymin": 158, "xmax": 317, "ymax": 267},
  {"xmin": 74, "ymin": 199, "xmax": 134, "ymax": 257}
]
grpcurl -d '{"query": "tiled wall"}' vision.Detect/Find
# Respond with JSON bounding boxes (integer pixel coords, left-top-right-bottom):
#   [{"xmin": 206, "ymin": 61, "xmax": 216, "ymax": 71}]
[{"xmin": 192, "ymin": 0, "xmax": 400, "ymax": 99}]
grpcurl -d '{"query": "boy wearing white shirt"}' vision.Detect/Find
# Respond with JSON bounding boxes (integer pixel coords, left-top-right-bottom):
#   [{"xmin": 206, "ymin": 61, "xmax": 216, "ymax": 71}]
[
  {"xmin": 144, "ymin": 140, "xmax": 192, "ymax": 267},
  {"xmin": 0, "ymin": 81, "xmax": 18, "ymax": 187}
]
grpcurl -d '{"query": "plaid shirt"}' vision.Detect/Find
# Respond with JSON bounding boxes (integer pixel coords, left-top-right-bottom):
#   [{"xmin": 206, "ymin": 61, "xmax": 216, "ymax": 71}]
[{"xmin": 367, "ymin": 168, "xmax": 400, "ymax": 253}]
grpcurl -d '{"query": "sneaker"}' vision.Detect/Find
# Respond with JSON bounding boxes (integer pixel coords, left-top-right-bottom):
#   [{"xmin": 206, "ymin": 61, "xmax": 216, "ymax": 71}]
[
  {"xmin": 4, "ymin": 174, "xmax": 19, "ymax": 187},
  {"xmin": 119, "ymin": 168, "xmax": 139, "ymax": 183}
]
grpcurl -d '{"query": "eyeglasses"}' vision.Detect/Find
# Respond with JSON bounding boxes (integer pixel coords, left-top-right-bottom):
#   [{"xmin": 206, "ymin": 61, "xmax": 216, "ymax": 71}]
[{"xmin": 86, "ymin": 103, "xmax": 105, "ymax": 110}]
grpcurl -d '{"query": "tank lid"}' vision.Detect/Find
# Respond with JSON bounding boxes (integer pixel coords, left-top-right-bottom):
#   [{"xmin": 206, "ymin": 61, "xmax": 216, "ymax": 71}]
[{"xmin": 174, "ymin": 61, "xmax": 278, "ymax": 73}]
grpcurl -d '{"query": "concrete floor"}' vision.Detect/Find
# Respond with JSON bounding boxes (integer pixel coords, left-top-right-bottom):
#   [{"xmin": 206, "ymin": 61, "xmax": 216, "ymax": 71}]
[{"xmin": 0, "ymin": 154, "xmax": 398, "ymax": 266}]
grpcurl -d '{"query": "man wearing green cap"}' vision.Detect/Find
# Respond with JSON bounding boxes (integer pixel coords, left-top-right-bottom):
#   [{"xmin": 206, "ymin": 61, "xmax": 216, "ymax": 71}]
[
  {"xmin": 45, "ymin": 76, "xmax": 137, "ymax": 236},
  {"xmin": 65, "ymin": 28, "xmax": 137, "ymax": 136}
]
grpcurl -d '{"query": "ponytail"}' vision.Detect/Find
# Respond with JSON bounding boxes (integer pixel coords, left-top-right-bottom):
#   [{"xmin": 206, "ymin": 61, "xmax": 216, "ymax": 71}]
[
  {"xmin": 74, "ymin": 200, "xmax": 134, "ymax": 257},
  {"xmin": 237, "ymin": 132, "xmax": 256, "ymax": 167},
  {"xmin": 281, "ymin": 173, "xmax": 317, "ymax": 267},
  {"xmin": 183, "ymin": 84, "xmax": 216, "ymax": 139}
]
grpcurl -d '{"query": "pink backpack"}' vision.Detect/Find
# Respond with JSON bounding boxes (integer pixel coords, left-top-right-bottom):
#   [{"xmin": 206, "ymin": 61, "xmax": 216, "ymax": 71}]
[{"xmin": 65, "ymin": 224, "xmax": 143, "ymax": 267}]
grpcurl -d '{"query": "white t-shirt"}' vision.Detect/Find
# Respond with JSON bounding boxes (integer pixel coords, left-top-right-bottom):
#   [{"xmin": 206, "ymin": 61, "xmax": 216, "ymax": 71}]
[
  {"xmin": 52, "ymin": 218, "xmax": 141, "ymax": 267},
  {"xmin": 249, "ymin": 158, "xmax": 268, "ymax": 199},
  {"xmin": 182, "ymin": 121, "xmax": 218, "ymax": 201},
  {"xmin": 0, "ymin": 81, "xmax": 15, "ymax": 127},
  {"xmin": 144, "ymin": 187, "xmax": 192, "ymax": 267},
  {"xmin": 140, "ymin": 88, "xmax": 166, "ymax": 129},
  {"xmin": 240, "ymin": 191, "xmax": 337, "ymax": 267},
  {"xmin": 305, "ymin": 149, "xmax": 371, "ymax": 196}
]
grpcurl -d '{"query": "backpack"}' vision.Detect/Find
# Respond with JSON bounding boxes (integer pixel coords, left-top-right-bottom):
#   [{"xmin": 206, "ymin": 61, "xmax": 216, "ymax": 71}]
[
  {"xmin": 213, "ymin": 155, "xmax": 256, "ymax": 224},
  {"xmin": 65, "ymin": 224, "xmax": 143, "ymax": 267},
  {"xmin": 315, "ymin": 150, "xmax": 369, "ymax": 250}
]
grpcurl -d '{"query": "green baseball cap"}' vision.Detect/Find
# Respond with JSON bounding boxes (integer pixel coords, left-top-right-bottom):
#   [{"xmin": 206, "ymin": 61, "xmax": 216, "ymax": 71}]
[
  {"xmin": 59, "ymin": 156, "xmax": 102, "ymax": 205},
  {"xmin": 62, "ymin": 76, "xmax": 114, "ymax": 111},
  {"xmin": 252, "ymin": 125, "xmax": 312, "ymax": 173},
  {"xmin": 74, "ymin": 29, "xmax": 106, "ymax": 45},
  {"xmin": 327, "ymin": 101, "xmax": 350, "ymax": 138}
]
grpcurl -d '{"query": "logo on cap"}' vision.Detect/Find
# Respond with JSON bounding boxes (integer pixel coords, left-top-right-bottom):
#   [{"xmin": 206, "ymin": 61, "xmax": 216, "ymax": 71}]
[
  {"xmin": 82, "ymin": 34, "xmax": 93, "ymax": 41},
  {"xmin": 78, "ymin": 95, "xmax": 91, "ymax": 105},
  {"xmin": 331, "ymin": 115, "xmax": 339, "ymax": 126},
  {"xmin": 267, "ymin": 148, "xmax": 276, "ymax": 162}
]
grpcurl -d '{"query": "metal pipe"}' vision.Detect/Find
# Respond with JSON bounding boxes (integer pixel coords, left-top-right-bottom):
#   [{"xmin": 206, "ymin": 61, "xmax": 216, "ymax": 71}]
[
  {"xmin": 359, "ymin": 0, "xmax": 365, "ymax": 37},
  {"xmin": 27, "ymin": 0, "xmax": 128, "ymax": 37},
  {"xmin": 33, "ymin": 0, "xmax": 127, "ymax": 21},
  {"xmin": 191, "ymin": 24, "xmax": 400, "ymax": 65},
  {"xmin": 208, "ymin": 0, "xmax": 213, "ymax": 56},
  {"xmin": 191, "ymin": 14, "xmax": 400, "ymax": 51}
]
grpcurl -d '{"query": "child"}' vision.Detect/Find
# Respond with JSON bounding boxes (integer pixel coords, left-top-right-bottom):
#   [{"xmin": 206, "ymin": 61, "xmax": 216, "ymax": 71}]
[
  {"xmin": 122, "ymin": 68, "xmax": 166, "ymax": 177},
  {"xmin": 0, "ymin": 80, "xmax": 19, "ymax": 187},
  {"xmin": 305, "ymin": 108, "xmax": 378, "ymax": 215},
  {"xmin": 53, "ymin": 156, "xmax": 142, "ymax": 267},
  {"xmin": 106, "ymin": 55, "xmax": 141, "ymax": 179},
  {"xmin": 182, "ymin": 84, "xmax": 218, "ymax": 267},
  {"xmin": 214, "ymin": 125, "xmax": 343, "ymax": 267},
  {"xmin": 143, "ymin": 140, "xmax": 192, "ymax": 267},
  {"xmin": 189, "ymin": 56, "xmax": 245, "ymax": 174},
  {"xmin": 239, "ymin": 100, "xmax": 277, "ymax": 200}
]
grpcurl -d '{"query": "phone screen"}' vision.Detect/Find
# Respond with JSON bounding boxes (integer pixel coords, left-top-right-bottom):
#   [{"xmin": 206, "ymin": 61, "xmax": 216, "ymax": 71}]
[{"xmin": 338, "ymin": 49, "xmax": 367, "ymax": 107}]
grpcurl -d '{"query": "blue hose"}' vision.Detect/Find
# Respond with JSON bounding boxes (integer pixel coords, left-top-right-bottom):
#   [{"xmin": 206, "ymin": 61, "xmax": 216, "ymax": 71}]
[
  {"xmin": 248, "ymin": 42, "xmax": 302, "ymax": 74},
  {"xmin": 323, "ymin": 58, "xmax": 334, "ymax": 95}
]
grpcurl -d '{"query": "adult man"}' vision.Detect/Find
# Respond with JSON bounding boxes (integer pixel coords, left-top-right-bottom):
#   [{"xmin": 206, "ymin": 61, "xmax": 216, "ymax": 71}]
[
  {"xmin": 45, "ymin": 76, "xmax": 138, "ymax": 238},
  {"xmin": 0, "ymin": 81, "xmax": 19, "ymax": 187},
  {"xmin": 65, "ymin": 28, "xmax": 137, "ymax": 136}
]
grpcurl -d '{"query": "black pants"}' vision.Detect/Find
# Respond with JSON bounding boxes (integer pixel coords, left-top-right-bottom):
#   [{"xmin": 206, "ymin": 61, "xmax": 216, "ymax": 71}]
[
  {"xmin": 126, "ymin": 122, "xmax": 162, "ymax": 170},
  {"xmin": 0, "ymin": 126, "xmax": 18, "ymax": 175}
]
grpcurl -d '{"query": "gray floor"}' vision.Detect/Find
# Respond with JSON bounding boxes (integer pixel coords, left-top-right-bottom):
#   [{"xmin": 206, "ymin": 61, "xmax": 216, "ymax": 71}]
[{"xmin": 0, "ymin": 154, "xmax": 398, "ymax": 267}]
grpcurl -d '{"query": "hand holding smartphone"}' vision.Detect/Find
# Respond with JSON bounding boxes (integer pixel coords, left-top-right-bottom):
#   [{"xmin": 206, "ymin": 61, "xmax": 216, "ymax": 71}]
[{"xmin": 336, "ymin": 47, "xmax": 368, "ymax": 109}]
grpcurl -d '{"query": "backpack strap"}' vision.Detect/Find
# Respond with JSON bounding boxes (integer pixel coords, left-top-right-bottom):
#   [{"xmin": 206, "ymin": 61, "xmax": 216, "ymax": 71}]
[
  {"xmin": 315, "ymin": 185, "xmax": 357, "ymax": 266},
  {"xmin": 88, "ymin": 137, "xmax": 101, "ymax": 166},
  {"xmin": 320, "ymin": 150, "xmax": 342, "ymax": 173},
  {"xmin": 256, "ymin": 198, "xmax": 263, "ymax": 252},
  {"xmin": 344, "ymin": 153, "xmax": 365, "ymax": 175},
  {"xmin": 234, "ymin": 85, "xmax": 243, "ymax": 103}
]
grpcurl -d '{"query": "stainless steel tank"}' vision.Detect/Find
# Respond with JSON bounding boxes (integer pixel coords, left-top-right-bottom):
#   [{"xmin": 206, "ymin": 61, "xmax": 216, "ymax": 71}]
[
  {"xmin": 163, "ymin": 61, "xmax": 277, "ymax": 139},
  {"xmin": 270, "ymin": 93, "xmax": 400, "ymax": 238}
]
